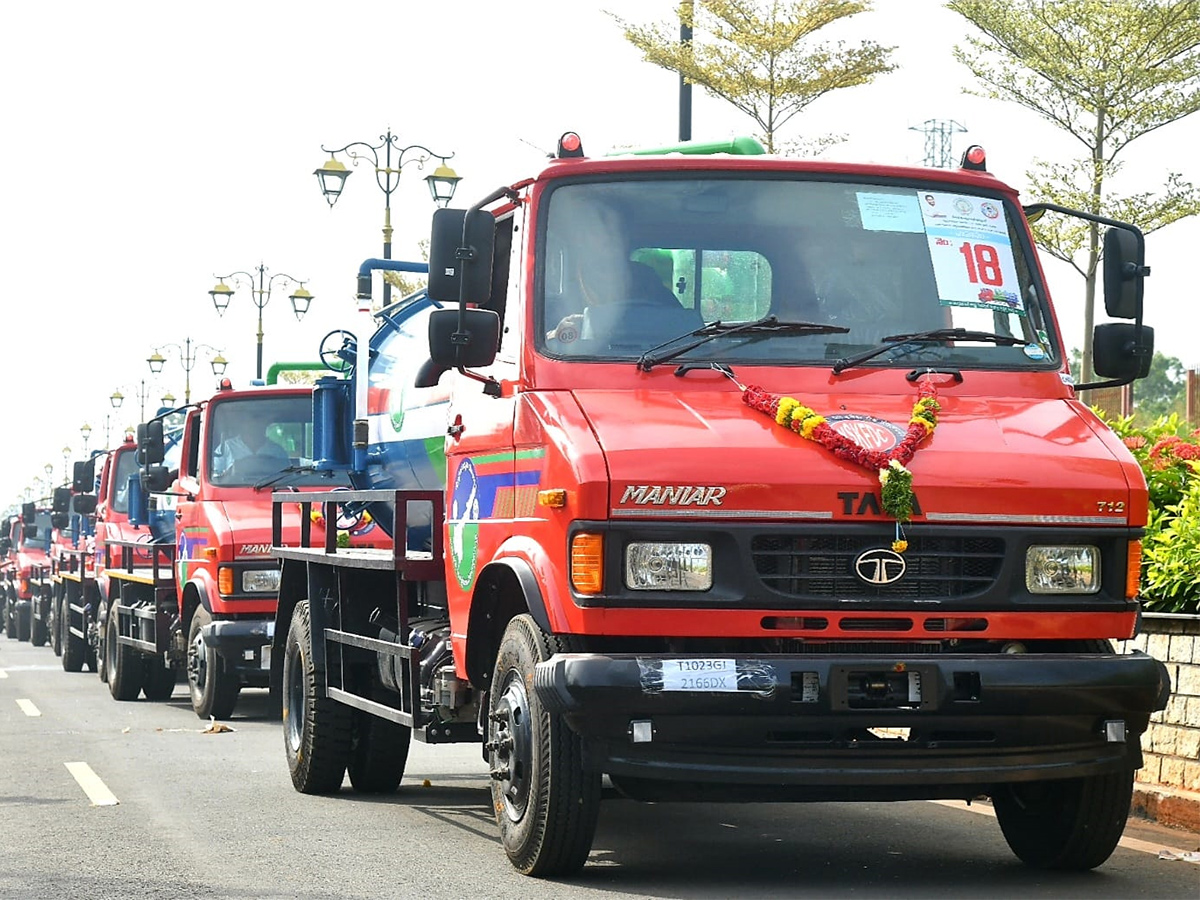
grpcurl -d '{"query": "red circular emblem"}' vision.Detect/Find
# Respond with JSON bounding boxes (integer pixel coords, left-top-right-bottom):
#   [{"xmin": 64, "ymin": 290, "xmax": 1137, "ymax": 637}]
[{"xmin": 825, "ymin": 414, "xmax": 904, "ymax": 452}]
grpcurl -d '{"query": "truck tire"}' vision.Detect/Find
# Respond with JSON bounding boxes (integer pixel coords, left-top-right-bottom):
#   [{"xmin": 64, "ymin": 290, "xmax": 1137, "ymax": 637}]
[
  {"xmin": 993, "ymin": 768, "xmax": 1134, "ymax": 870},
  {"xmin": 489, "ymin": 614, "xmax": 601, "ymax": 876},
  {"xmin": 50, "ymin": 589, "xmax": 63, "ymax": 657},
  {"xmin": 347, "ymin": 710, "xmax": 410, "ymax": 794},
  {"xmin": 142, "ymin": 658, "xmax": 177, "ymax": 701},
  {"xmin": 106, "ymin": 606, "xmax": 144, "ymax": 701},
  {"xmin": 61, "ymin": 600, "xmax": 85, "ymax": 672},
  {"xmin": 16, "ymin": 603, "xmax": 31, "ymax": 642},
  {"xmin": 31, "ymin": 595, "xmax": 48, "ymax": 647},
  {"xmin": 284, "ymin": 599, "xmax": 351, "ymax": 793},
  {"xmin": 187, "ymin": 606, "xmax": 241, "ymax": 720},
  {"xmin": 3, "ymin": 606, "xmax": 13, "ymax": 638}
]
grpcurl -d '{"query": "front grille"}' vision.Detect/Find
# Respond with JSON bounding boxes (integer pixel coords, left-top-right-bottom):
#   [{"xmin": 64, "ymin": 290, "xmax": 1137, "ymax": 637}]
[{"xmin": 752, "ymin": 533, "xmax": 1004, "ymax": 600}]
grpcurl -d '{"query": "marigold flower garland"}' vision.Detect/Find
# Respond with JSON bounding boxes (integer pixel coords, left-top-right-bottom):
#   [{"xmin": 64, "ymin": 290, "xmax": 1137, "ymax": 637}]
[{"xmin": 742, "ymin": 377, "xmax": 940, "ymax": 552}]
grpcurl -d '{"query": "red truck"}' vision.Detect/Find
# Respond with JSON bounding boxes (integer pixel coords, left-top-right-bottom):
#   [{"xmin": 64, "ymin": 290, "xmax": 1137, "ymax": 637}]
[
  {"xmin": 271, "ymin": 134, "xmax": 1167, "ymax": 875},
  {"xmin": 99, "ymin": 380, "xmax": 380, "ymax": 718},
  {"xmin": 3, "ymin": 503, "xmax": 52, "ymax": 643}
]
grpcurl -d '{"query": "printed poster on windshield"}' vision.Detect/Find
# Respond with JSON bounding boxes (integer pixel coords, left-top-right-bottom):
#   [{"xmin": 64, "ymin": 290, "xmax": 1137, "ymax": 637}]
[{"xmin": 918, "ymin": 192, "xmax": 1024, "ymax": 314}]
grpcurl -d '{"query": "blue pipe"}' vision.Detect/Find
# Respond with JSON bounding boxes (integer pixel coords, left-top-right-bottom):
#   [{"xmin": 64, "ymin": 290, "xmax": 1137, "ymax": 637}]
[{"xmin": 356, "ymin": 258, "xmax": 429, "ymax": 306}]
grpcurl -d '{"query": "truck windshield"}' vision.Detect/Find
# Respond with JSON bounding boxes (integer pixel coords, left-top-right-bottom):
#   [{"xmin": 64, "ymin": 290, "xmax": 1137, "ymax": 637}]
[
  {"xmin": 208, "ymin": 396, "xmax": 323, "ymax": 487},
  {"xmin": 111, "ymin": 449, "xmax": 139, "ymax": 514},
  {"xmin": 538, "ymin": 177, "xmax": 1056, "ymax": 370},
  {"xmin": 23, "ymin": 512, "xmax": 52, "ymax": 548}
]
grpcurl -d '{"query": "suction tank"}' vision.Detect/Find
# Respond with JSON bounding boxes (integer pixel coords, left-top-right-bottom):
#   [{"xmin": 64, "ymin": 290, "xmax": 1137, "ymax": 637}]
[{"xmin": 347, "ymin": 290, "xmax": 450, "ymax": 544}]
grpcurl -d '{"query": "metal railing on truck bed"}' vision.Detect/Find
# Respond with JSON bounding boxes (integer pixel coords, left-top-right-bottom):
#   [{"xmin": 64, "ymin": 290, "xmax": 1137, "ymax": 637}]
[{"xmin": 271, "ymin": 489, "xmax": 470, "ymax": 743}]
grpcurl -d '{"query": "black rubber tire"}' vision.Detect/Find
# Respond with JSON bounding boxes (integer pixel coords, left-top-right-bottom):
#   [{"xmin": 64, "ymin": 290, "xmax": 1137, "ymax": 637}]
[
  {"xmin": 187, "ymin": 606, "xmax": 241, "ymax": 720},
  {"xmin": 106, "ymin": 605, "xmax": 144, "ymax": 701},
  {"xmin": 4, "ymin": 590, "xmax": 15, "ymax": 639},
  {"xmin": 61, "ymin": 597, "xmax": 84, "ymax": 672},
  {"xmin": 30, "ymin": 593, "xmax": 48, "ymax": 647},
  {"xmin": 16, "ymin": 603, "xmax": 31, "ymax": 642},
  {"xmin": 142, "ymin": 658, "xmax": 177, "ymax": 701},
  {"xmin": 50, "ymin": 589, "xmax": 62, "ymax": 657},
  {"xmin": 993, "ymin": 768, "xmax": 1134, "ymax": 870},
  {"xmin": 489, "ymin": 614, "xmax": 601, "ymax": 876},
  {"xmin": 347, "ymin": 710, "xmax": 411, "ymax": 794},
  {"xmin": 94, "ymin": 602, "xmax": 108, "ymax": 683},
  {"xmin": 283, "ymin": 600, "xmax": 351, "ymax": 793}
]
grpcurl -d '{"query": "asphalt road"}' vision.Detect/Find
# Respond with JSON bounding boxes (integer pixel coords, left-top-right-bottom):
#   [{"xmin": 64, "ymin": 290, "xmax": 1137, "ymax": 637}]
[{"xmin": 2, "ymin": 636, "xmax": 1197, "ymax": 900}]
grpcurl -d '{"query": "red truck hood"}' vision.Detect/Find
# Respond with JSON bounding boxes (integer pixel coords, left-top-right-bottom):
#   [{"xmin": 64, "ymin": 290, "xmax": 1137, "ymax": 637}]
[
  {"xmin": 213, "ymin": 499, "xmax": 385, "ymax": 560},
  {"xmin": 576, "ymin": 389, "xmax": 1142, "ymax": 526}
]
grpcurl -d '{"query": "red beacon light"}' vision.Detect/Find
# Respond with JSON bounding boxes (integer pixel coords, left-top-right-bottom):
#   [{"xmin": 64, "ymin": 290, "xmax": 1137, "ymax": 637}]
[
  {"xmin": 557, "ymin": 132, "xmax": 585, "ymax": 159},
  {"xmin": 218, "ymin": 377, "xmax": 233, "ymax": 391},
  {"xmin": 960, "ymin": 144, "xmax": 987, "ymax": 172}
]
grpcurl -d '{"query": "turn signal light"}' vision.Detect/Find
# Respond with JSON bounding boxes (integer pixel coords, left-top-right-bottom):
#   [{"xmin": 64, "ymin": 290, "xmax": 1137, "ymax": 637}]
[
  {"xmin": 570, "ymin": 533, "xmax": 604, "ymax": 594},
  {"xmin": 1126, "ymin": 540, "xmax": 1142, "ymax": 599},
  {"xmin": 218, "ymin": 565, "xmax": 235, "ymax": 596}
]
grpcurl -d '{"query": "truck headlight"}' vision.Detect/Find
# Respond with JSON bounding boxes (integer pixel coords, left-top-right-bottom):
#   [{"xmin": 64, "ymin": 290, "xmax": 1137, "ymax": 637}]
[
  {"xmin": 625, "ymin": 542, "xmax": 712, "ymax": 591},
  {"xmin": 1025, "ymin": 545, "xmax": 1100, "ymax": 594},
  {"xmin": 242, "ymin": 569, "xmax": 281, "ymax": 593}
]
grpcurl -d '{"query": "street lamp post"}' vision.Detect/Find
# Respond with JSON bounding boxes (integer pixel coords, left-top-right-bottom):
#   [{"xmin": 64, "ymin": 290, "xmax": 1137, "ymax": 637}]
[
  {"xmin": 111, "ymin": 379, "xmax": 171, "ymax": 423},
  {"xmin": 80, "ymin": 423, "xmax": 92, "ymax": 453},
  {"xmin": 208, "ymin": 265, "xmax": 310, "ymax": 381},
  {"xmin": 61, "ymin": 446, "xmax": 71, "ymax": 485},
  {"xmin": 314, "ymin": 128, "xmax": 461, "ymax": 307},
  {"xmin": 146, "ymin": 338, "xmax": 227, "ymax": 404},
  {"xmin": 44, "ymin": 463, "xmax": 54, "ymax": 489}
]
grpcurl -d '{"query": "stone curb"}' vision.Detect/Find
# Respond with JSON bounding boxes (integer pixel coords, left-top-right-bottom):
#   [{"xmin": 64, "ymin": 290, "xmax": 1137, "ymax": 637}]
[{"xmin": 1132, "ymin": 783, "xmax": 1200, "ymax": 835}]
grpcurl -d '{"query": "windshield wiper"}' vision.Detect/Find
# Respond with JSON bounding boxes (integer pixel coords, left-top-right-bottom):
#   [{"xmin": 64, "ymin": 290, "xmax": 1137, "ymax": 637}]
[
  {"xmin": 253, "ymin": 466, "xmax": 313, "ymax": 492},
  {"xmin": 831, "ymin": 327, "xmax": 1026, "ymax": 375},
  {"xmin": 637, "ymin": 315, "xmax": 849, "ymax": 371}
]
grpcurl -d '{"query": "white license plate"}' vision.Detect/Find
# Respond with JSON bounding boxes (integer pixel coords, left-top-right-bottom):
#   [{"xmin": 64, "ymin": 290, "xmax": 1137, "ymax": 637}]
[{"xmin": 660, "ymin": 658, "xmax": 739, "ymax": 692}]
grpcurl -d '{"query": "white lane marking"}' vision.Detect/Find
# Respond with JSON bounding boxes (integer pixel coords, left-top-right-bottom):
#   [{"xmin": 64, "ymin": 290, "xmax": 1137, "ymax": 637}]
[
  {"xmin": 16, "ymin": 698, "xmax": 41, "ymax": 716},
  {"xmin": 931, "ymin": 799, "xmax": 1195, "ymax": 858},
  {"xmin": 65, "ymin": 762, "xmax": 120, "ymax": 807},
  {"xmin": 0, "ymin": 668, "xmax": 8, "ymax": 678}
]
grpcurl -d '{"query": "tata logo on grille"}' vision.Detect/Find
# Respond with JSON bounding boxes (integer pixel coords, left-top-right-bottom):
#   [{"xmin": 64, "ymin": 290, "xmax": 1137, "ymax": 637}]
[{"xmin": 854, "ymin": 548, "xmax": 907, "ymax": 585}]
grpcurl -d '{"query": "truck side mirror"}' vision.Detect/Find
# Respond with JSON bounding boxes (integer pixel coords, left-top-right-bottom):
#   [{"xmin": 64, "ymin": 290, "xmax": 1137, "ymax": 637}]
[
  {"xmin": 428, "ymin": 308, "xmax": 500, "ymax": 370},
  {"xmin": 51, "ymin": 512, "xmax": 69, "ymax": 531},
  {"xmin": 72, "ymin": 458, "xmax": 96, "ymax": 493},
  {"xmin": 72, "ymin": 494, "xmax": 97, "ymax": 516},
  {"xmin": 25, "ymin": 524, "xmax": 38, "ymax": 539},
  {"xmin": 0, "ymin": 538, "xmax": 9, "ymax": 556},
  {"xmin": 141, "ymin": 466, "xmax": 173, "ymax": 493},
  {"xmin": 1093, "ymin": 322, "xmax": 1154, "ymax": 380},
  {"xmin": 1102, "ymin": 227, "xmax": 1147, "ymax": 319},
  {"xmin": 52, "ymin": 487, "xmax": 72, "ymax": 514},
  {"xmin": 22, "ymin": 502, "xmax": 36, "ymax": 524},
  {"xmin": 136, "ymin": 420, "xmax": 165, "ymax": 466},
  {"xmin": 427, "ymin": 208, "xmax": 495, "ymax": 304}
]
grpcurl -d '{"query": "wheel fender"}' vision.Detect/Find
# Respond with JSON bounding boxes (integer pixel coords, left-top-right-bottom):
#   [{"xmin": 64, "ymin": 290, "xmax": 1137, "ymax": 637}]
[
  {"xmin": 490, "ymin": 535, "xmax": 563, "ymax": 632},
  {"xmin": 465, "ymin": 537, "xmax": 557, "ymax": 688}
]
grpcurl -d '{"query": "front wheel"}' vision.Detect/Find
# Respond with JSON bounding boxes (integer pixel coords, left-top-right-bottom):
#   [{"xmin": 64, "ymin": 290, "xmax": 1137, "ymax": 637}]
[
  {"xmin": 106, "ymin": 605, "xmax": 144, "ymax": 701},
  {"xmin": 187, "ymin": 606, "xmax": 241, "ymax": 720},
  {"xmin": 142, "ymin": 657, "xmax": 177, "ymax": 701},
  {"xmin": 993, "ymin": 768, "xmax": 1134, "ymax": 870},
  {"xmin": 15, "ymin": 603, "xmax": 31, "ymax": 642},
  {"xmin": 50, "ymin": 589, "xmax": 62, "ymax": 657},
  {"xmin": 30, "ymin": 596, "xmax": 48, "ymax": 647},
  {"xmin": 283, "ymin": 600, "xmax": 351, "ymax": 793},
  {"xmin": 61, "ymin": 598, "xmax": 84, "ymax": 672},
  {"xmin": 489, "ymin": 614, "xmax": 601, "ymax": 876}
]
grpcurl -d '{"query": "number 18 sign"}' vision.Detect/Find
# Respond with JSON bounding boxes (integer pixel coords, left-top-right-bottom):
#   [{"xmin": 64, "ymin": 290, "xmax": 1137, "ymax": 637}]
[{"xmin": 920, "ymin": 192, "xmax": 1024, "ymax": 314}]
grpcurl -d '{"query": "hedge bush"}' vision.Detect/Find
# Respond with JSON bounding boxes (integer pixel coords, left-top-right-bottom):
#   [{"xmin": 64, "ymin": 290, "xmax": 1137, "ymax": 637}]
[{"xmin": 1099, "ymin": 413, "xmax": 1200, "ymax": 614}]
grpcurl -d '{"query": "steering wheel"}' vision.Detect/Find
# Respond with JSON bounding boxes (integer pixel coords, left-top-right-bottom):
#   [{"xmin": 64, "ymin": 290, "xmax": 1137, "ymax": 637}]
[{"xmin": 319, "ymin": 329, "xmax": 357, "ymax": 372}]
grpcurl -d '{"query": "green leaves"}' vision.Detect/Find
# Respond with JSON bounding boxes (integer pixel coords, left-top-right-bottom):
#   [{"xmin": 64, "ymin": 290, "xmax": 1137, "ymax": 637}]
[{"xmin": 613, "ymin": 1, "xmax": 895, "ymax": 153}]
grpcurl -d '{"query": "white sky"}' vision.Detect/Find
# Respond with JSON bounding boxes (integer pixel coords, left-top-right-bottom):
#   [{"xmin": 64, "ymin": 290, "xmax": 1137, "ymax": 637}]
[{"xmin": 3, "ymin": 0, "xmax": 1198, "ymax": 507}]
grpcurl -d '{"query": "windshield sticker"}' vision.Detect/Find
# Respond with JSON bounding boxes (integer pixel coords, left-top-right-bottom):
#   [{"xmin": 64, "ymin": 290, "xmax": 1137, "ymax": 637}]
[
  {"xmin": 856, "ymin": 192, "xmax": 925, "ymax": 233},
  {"xmin": 919, "ymin": 192, "xmax": 1024, "ymax": 314},
  {"xmin": 1022, "ymin": 343, "xmax": 1046, "ymax": 360}
]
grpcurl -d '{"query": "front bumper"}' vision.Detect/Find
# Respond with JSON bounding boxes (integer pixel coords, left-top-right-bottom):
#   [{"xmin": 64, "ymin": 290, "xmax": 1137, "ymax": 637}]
[
  {"xmin": 202, "ymin": 618, "xmax": 274, "ymax": 685},
  {"xmin": 533, "ymin": 651, "xmax": 1170, "ymax": 798}
]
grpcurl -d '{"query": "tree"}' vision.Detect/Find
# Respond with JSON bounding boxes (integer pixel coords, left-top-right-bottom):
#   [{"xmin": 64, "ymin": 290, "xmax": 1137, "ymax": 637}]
[
  {"xmin": 1133, "ymin": 350, "xmax": 1187, "ymax": 420},
  {"xmin": 612, "ymin": 1, "xmax": 896, "ymax": 154},
  {"xmin": 947, "ymin": 0, "xmax": 1200, "ymax": 384}
]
